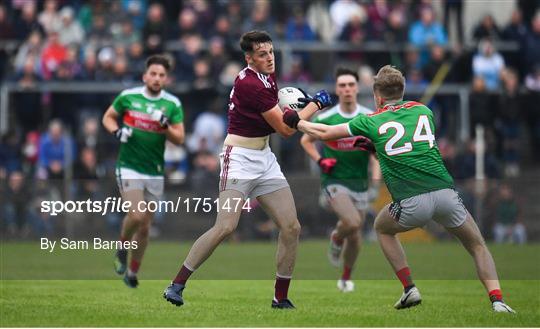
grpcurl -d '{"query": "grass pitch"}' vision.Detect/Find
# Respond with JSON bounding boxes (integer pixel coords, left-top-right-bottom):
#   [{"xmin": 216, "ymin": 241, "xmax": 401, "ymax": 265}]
[{"xmin": 1, "ymin": 240, "xmax": 539, "ymax": 327}]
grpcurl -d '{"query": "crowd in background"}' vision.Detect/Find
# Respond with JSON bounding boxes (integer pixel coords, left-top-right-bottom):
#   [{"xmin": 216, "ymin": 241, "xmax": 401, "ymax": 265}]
[{"xmin": 0, "ymin": 0, "xmax": 538, "ymax": 241}]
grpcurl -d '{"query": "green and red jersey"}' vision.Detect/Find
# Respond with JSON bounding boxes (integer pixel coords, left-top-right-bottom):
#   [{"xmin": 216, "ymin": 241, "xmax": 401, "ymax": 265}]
[
  {"xmin": 347, "ymin": 100, "xmax": 453, "ymax": 201},
  {"xmin": 314, "ymin": 104, "xmax": 373, "ymax": 192},
  {"xmin": 112, "ymin": 86, "xmax": 184, "ymax": 176}
]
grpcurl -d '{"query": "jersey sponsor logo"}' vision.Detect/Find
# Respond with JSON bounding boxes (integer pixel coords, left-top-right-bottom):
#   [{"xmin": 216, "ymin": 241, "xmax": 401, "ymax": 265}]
[
  {"xmin": 123, "ymin": 110, "xmax": 165, "ymax": 133},
  {"xmin": 324, "ymin": 136, "xmax": 369, "ymax": 151},
  {"xmin": 126, "ymin": 110, "xmax": 152, "ymax": 120}
]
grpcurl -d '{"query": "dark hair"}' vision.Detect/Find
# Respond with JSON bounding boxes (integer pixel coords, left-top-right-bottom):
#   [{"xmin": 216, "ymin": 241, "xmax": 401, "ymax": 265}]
[
  {"xmin": 239, "ymin": 30, "xmax": 272, "ymax": 53},
  {"xmin": 145, "ymin": 54, "xmax": 171, "ymax": 72},
  {"xmin": 335, "ymin": 67, "xmax": 359, "ymax": 81}
]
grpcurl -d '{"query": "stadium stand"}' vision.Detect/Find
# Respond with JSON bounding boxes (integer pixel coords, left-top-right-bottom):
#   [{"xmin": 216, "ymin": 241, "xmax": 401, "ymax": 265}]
[{"xmin": 0, "ymin": 0, "xmax": 538, "ymax": 242}]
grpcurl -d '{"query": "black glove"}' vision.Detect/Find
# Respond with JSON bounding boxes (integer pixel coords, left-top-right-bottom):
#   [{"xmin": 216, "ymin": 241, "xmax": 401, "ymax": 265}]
[
  {"xmin": 114, "ymin": 127, "xmax": 133, "ymax": 143},
  {"xmin": 152, "ymin": 110, "xmax": 170, "ymax": 128},
  {"xmin": 353, "ymin": 136, "xmax": 375, "ymax": 153},
  {"xmin": 296, "ymin": 87, "xmax": 310, "ymax": 109}
]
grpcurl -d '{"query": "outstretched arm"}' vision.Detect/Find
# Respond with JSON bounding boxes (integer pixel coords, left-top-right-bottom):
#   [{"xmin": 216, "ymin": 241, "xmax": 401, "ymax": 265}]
[
  {"xmin": 263, "ymin": 89, "xmax": 332, "ymax": 138},
  {"xmin": 297, "ymin": 120, "xmax": 351, "ymax": 141}
]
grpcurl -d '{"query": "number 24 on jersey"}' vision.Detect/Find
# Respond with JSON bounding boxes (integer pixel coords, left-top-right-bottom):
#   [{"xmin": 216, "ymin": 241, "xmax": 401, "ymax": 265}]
[{"xmin": 378, "ymin": 115, "xmax": 435, "ymax": 156}]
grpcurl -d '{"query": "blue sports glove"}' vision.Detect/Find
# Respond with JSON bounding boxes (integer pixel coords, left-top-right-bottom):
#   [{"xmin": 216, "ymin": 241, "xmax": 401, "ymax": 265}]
[{"xmin": 298, "ymin": 89, "xmax": 333, "ymax": 110}]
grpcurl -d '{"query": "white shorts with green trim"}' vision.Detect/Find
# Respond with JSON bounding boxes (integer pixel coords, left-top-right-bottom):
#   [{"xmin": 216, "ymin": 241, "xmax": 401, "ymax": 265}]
[
  {"xmin": 115, "ymin": 167, "xmax": 164, "ymax": 202},
  {"xmin": 320, "ymin": 184, "xmax": 369, "ymax": 211},
  {"xmin": 388, "ymin": 188, "xmax": 467, "ymax": 229}
]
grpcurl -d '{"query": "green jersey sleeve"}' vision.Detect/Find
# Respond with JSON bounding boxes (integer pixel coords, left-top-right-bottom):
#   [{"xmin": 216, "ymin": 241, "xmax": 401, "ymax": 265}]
[
  {"xmin": 169, "ymin": 102, "xmax": 184, "ymax": 124},
  {"xmin": 112, "ymin": 94, "xmax": 127, "ymax": 114},
  {"xmin": 348, "ymin": 115, "xmax": 374, "ymax": 139}
]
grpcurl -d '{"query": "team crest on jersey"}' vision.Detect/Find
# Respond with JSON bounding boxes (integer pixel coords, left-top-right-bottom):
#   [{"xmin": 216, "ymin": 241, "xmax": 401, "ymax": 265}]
[
  {"xmin": 239, "ymin": 70, "xmax": 246, "ymax": 80},
  {"xmin": 146, "ymin": 104, "xmax": 156, "ymax": 113}
]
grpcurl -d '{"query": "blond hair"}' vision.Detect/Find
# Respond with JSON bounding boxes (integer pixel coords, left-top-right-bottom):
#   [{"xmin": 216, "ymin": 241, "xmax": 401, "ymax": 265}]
[{"xmin": 373, "ymin": 65, "xmax": 405, "ymax": 100}]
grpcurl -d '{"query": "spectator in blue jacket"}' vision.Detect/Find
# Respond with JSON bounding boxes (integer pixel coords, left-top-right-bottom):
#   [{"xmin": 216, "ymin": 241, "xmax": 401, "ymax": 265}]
[
  {"xmin": 409, "ymin": 7, "xmax": 447, "ymax": 67},
  {"xmin": 409, "ymin": 7, "xmax": 447, "ymax": 46},
  {"xmin": 37, "ymin": 119, "xmax": 76, "ymax": 180},
  {"xmin": 285, "ymin": 6, "xmax": 316, "ymax": 41}
]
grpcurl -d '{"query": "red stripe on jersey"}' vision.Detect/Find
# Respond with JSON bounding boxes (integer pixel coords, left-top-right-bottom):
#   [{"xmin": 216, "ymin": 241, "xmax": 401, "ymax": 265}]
[
  {"xmin": 324, "ymin": 136, "xmax": 369, "ymax": 151},
  {"xmin": 222, "ymin": 146, "xmax": 232, "ymax": 191},
  {"xmin": 123, "ymin": 111, "xmax": 165, "ymax": 133},
  {"xmin": 369, "ymin": 101, "xmax": 424, "ymax": 117},
  {"xmin": 220, "ymin": 146, "xmax": 232, "ymax": 192}
]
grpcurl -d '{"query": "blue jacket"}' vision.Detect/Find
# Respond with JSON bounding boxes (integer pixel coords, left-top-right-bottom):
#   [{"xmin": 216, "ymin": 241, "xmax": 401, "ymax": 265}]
[
  {"xmin": 38, "ymin": 133, "xmax": 76, "ymax": 169},
  {"xmin": 409, "ymin": 21, "xmax": 448, "ymax": 47}
]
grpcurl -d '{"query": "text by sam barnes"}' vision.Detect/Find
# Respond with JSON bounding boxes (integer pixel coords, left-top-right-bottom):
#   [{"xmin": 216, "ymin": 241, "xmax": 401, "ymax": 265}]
[{"xmin": 40, "ymin": 238, "xmax": 137, "ymax": 253}]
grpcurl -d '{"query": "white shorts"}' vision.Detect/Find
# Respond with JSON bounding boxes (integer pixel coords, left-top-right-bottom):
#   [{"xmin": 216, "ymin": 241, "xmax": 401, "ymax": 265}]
[
  {"xmin": 389, "ymin": 188, "xmax": 467, "ymax": 229},
  {"xmin": 115, "ymin": 167, "xmax": 164, "ymax": 202},
  {"xmin": 320, "ymin": 184, "xmax": 369, "ymax": 211},
  {"xmin": 219, "ymin": 145, "xmax": 289, "ymax": 199}
]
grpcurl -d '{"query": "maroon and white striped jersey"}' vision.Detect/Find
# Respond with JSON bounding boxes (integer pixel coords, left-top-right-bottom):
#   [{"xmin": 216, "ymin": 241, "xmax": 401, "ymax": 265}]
[{"xmin": 227, "ymin": 66, "xmax": 279, "ymax": 137}]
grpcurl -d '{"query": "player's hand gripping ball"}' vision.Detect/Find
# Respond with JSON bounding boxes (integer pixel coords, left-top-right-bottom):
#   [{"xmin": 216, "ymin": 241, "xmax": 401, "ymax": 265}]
[{"xmin": 299, "ymin": 89, "xmax": 334, "ymax": 110}]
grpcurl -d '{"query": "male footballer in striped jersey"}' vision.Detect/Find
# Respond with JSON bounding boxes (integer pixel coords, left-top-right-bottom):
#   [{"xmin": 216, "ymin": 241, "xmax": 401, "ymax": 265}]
[{"xmin": 163, "ymin": 30, "xmax": 333, "ymax": 309}]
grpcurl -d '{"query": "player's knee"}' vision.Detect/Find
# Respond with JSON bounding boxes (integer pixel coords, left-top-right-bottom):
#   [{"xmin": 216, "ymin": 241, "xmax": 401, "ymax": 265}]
[
  {"xmin": 465, "ymin": 234, "xmax": 487, "ymax": 254},
  {"xmin": 342, "ymin": 219, "xmax": 361, "ymax": 233},
  {"xmin": 374, "ymin": 216, "xmax": 384, "ymax": 233},
  {"xmin": 138, "ymin": 223, "xmax": 151, "ymax": 238},
  {"xmin": 347, "ymin": 230, "xmax": 361, "ymax": 242},
  {"xmin": 128, "ymin": 211, "xmax": 146, "ymax": 224},
  {"xmin": 471, "ymin": 238, "xmax": 487, "ymax": 251},
  {"xmin": 281, "ymin": 219, "xmax": 301, "ymax": 237},
  {"xmin": 214, "ymin": 222, "xmax": 237, "ymax": 238}
]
